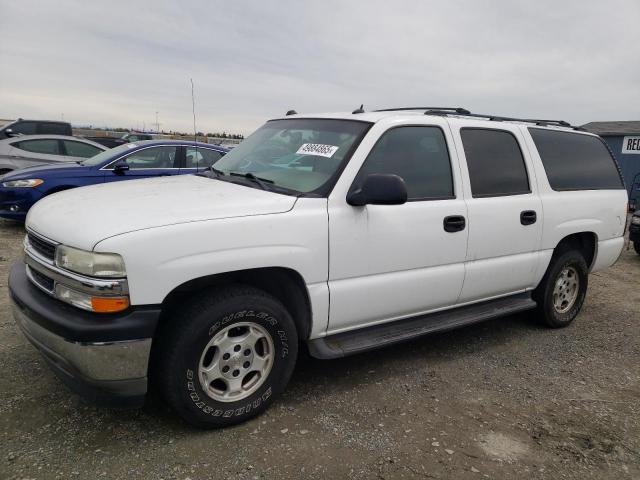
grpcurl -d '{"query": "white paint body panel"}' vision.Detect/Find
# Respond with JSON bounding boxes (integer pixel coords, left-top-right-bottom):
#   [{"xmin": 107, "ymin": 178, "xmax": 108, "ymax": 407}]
[
  {"xmin": 94, "ymin": 197, "xmax": 331, "ymax": 338},
  {"xmin": 24, "ymin": 111, "xmax": 627, "ymax": 342},
  {"xmin": 448, "ymin": 121, "xmax": 544, "ymax": 301},
  {"xmin": 27, "ymin": 175, "xmax": 297, "ymax": 250},
  {"xmin": 327, "ymin": 117, "xmax": 468, "ymax": 333}
]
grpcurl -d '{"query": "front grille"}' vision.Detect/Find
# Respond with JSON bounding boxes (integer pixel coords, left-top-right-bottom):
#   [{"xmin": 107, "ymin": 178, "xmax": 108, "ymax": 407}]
[
  {"xmin": 27, "ymin": 232, "xmax": 56, "ymax": 261},
  {"xmin": 28, "ymin": 266, "xmax": 55, "ymax": 292}
]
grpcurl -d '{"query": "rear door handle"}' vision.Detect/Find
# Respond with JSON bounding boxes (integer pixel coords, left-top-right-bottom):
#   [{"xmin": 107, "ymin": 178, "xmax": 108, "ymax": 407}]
[
  {"xmin": 520, "ymin": 210, "xmax": 537, "ymax": 225},
  {"xmin": 443, "ymin": 215, "xmax": 466, "ymax": 232}
]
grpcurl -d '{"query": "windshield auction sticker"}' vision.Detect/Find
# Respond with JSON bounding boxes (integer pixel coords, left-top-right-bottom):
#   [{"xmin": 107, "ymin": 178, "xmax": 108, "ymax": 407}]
[{"xmin": 296, "ymin": 143, "xmax": 339, "ymax": 158}]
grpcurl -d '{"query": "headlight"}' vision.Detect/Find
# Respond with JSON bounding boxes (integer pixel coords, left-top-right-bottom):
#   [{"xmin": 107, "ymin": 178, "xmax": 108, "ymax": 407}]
[
  {"xmin": 2, "ymin": 178, "xmax": 44, "ymax": 188},
  {"xmin": 55, "ymin": 245, "xmax": 126, "ymax": 278},
  {"xmin": 632, "ymin": 216, "xmax": 640, "ymax": 225}
]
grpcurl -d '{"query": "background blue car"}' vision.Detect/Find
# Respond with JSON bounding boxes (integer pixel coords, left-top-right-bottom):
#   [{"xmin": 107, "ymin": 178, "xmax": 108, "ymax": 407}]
[{"xmin": 0, "ymin": 140, "xmax": 229, "ymax": 221}]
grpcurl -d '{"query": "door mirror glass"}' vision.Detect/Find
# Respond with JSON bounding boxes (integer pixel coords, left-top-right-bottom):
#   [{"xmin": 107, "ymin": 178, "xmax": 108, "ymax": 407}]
[{"xmin": 347, "ymin": 173, "xmax": 408, "ymax": 206}]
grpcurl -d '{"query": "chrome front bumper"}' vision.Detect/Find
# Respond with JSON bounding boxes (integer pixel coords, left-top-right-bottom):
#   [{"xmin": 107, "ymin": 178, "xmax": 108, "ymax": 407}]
[
  {"xmin": 11, "ymin": 295, "xmax": 152, "ymax": 407},
  {"xmin": 13, "ymin": 301, "xmax": 151, "ymax": 382},
  {"xmin": 9, "ymin": 257, "xmax": 160, "ymax": 407}
]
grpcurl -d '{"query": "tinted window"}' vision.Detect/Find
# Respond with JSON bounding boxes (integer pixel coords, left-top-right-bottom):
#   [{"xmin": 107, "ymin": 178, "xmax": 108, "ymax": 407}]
[
  {"xmin": 40, "ymin": 123, "xmax": 70, "ymax": 135},
  {"xmin": 529, "ymin": 128, "xmax": 624, "ymax": 191},
  {"xmin": 185, "ymin": 147, "xmax": 223, "ymax": 168},
  {"xmin": 63, "ymin": 140, "xmax": 103, "ymax": 158},
  {"xmin": 114, "ymin": 146, "xmax": 177, "ymax": 169},
  {"xmin": 461, "ymin": 129, "xmax": 530, "ymax": 197},
  {"xmin": 11, "ymin": 121, "xmax": 37, "ymax": 135},
  {"xmin": 14, "ymin": 139, "xmax": 61, "ymax": 155},
  {"xmin": 355, "ymin": 126, "xmax": 453, "ymax": 200},
  {"xmin": 81, "ymin": 143, "xmax": 137, "ymax": 167}
]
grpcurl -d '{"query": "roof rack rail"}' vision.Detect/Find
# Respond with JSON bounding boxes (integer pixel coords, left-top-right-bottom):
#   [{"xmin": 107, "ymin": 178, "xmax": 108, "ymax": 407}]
[
  {"xmin": 374, "ymin": 107, "xmax": 471, "ymax": 114},
  {"xmin": 421, "ymin": 109, "xmax": 582, "ymax": 131}
]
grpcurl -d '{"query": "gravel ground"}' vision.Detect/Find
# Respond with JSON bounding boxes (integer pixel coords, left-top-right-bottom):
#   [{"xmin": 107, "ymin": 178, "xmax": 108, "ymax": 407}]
[{"xmin": 0, "ymin": 218, "xmax": 638, "ymax": 479}]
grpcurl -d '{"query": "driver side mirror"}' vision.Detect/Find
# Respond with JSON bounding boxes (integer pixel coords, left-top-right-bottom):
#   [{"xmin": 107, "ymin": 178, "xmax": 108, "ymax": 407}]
[
  {"xmin": 347, "ymin": 174, "xmax": 408, "ymax": 206},
  {"xmin": 112, "ymin": 162, "xmax": 130, "ymax": 174},
  {"xmin": 4, "ymin": 128, "xmax": 16, "ymax": 137}
]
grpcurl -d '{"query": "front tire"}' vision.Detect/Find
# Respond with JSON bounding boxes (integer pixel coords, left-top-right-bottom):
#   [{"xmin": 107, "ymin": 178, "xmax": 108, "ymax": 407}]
[
  {"xmin": 533, "ymin": 250, "xmax": 588, "ymax": 328},
  {"xmin": 155, "ymin": 285, "xmax": 298, "ymax": 428}
]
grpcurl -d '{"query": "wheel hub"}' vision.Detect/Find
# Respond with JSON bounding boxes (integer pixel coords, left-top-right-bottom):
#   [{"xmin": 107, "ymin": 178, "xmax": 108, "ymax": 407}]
[
  {"xmin": 552, "ymin": 266, "xmax": 580, "ymax": 314},
  {"xmin": 220, "ymin": 344, "xmax": 254, "ymax": 380},
  {"xmin": 198, "ymin": 322, "xmax": 274, "ymax": 402}
]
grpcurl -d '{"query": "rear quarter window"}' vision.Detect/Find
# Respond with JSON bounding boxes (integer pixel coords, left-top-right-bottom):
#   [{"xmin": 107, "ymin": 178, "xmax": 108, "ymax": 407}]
[{"xmin": 528, "ymin": 128, "xmax": 624, "ymax": 191}]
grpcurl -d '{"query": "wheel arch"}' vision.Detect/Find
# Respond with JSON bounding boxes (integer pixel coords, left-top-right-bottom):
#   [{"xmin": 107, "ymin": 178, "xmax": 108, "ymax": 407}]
[
  {"xmin": 553, "ymin": 231, "xmax": 598, "ymax": 270},
  {"xmin": 159, "ymin": 267, "xmax": 313, "ymax": 340}
]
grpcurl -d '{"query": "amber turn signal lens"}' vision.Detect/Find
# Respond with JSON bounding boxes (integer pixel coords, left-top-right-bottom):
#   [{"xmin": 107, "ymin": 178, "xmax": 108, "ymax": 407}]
[{"xmin": 91, "ymin": 296, "xmax": 130, "ymax": 313}]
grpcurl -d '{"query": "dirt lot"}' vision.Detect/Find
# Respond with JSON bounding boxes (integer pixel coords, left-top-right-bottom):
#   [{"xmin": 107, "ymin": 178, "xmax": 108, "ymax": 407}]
[{"xmin": 0, "ymin": 218, "xmax": 638, "ymax": 480}]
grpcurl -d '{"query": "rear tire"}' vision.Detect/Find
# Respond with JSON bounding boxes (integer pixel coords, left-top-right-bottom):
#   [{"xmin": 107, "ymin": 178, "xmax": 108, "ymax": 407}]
[
  {"xmin": 634, "ymin": 241, "xmax": 640, "ymax": 255},
  {"xmin": 533, "ymin": 250, "xmax": 588, "ymax": 328},
  {"xmin": 155, "ymin": 285, "xmax": 298, "ymax": 428}
]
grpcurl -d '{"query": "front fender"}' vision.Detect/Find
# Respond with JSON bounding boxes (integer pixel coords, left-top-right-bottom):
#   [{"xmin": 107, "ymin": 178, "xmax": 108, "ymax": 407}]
[{"xmin": 93, "ymin": 200, "xmax": 329, "ymax": 307}]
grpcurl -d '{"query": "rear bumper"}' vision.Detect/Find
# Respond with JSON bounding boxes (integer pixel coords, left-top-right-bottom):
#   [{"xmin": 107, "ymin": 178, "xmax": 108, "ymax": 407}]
[
  {"xmin": 9, "ymin": 260, "xmax": 161, "ymax": 407},
  {"xmin": 591, "ymin": 236, "xmax": 625, "ymax": 272}
]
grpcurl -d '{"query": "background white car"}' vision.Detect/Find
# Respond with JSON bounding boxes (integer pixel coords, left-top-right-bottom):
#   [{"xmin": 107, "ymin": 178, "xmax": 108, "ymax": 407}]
[{"xmin": 0, "ymin": 134, "xmax": 107, "ymax": 175}]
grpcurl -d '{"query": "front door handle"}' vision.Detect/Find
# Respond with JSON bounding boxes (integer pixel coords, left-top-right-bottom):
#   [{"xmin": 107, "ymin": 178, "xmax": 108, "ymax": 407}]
[
  {"xmin": 443, "ymin": 215, "xmax": 466, "ymax": 233},
  {"xmin": 520, "ymin": 210, "xmax": 537, "ymax": 225}
]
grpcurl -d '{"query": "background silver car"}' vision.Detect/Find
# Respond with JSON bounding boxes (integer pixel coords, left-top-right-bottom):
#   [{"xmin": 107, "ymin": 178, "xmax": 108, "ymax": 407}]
[{"xmin": 0, "ymin": 135, "xmax": 107, "ymax": 175}]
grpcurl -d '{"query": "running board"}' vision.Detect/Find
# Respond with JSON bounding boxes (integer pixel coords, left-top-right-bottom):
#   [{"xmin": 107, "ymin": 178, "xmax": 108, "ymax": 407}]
[{"xmin": 307, "ymin": 293, "xmax": 537, "ymax": 359}]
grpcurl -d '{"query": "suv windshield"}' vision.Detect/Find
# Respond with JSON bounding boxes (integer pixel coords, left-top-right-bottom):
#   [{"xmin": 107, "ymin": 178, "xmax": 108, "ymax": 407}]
[{"xmin": 213, "ymin": 119, "xmax": 371, "ymax": 194}]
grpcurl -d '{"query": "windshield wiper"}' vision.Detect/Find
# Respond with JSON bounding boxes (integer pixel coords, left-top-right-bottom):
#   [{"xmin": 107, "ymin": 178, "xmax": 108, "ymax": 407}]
[
  {"xmin": 229, "ymin": 172, "xmax": 274, "ymax": 191},
  {"xmin": 196, "ymin": 166, "xmax": 225, "ymax": 179}
]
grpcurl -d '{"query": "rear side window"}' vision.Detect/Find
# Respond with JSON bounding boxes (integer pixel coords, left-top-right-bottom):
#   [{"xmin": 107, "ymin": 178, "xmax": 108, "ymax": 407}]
[
  {"xmin": 355, "ymin": 126, "xmax": 453, "ymax": 200},
  {"xmin": 39, "ymin": 122, "xmax": 70, "ymax": 135},
  {"xmin": 63, "ymin": 140, "xmax": 103, "ymax": 158},
  {"xmin": 528, "ymin": 128, "xmax": 624, "ymax": 191},
  {"xmin": 14, "ymin": 139, "xmax": 61, "ymax": 155},
  {"xmin": 461, "ymin": 128, "xmax": 530, "ymax": 197}
]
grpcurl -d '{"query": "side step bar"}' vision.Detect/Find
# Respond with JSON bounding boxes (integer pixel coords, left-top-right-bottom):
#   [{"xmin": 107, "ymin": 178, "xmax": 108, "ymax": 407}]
[{"xmin": 307, "ymin": 293, "xmax": 537, "ymax": 359}]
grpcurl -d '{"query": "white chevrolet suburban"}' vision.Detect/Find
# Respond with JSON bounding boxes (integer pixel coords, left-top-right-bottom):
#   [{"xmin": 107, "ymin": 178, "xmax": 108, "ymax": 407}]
[{"xmin": 10, "ymin": 107, "xmax": 627, "ymax": 428}]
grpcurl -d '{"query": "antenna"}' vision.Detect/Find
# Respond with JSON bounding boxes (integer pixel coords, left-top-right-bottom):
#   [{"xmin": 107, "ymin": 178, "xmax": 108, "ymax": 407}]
[{"xmin": 190, "ymin": 78, "xmax": 199, "ymax": 170}]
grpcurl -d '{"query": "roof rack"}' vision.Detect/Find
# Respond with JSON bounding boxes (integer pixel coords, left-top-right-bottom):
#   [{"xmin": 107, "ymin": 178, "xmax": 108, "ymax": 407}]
[
  {"xmin": 421, "ymin": 109, "xmax": 583, "ymax": 131},
  {"xmin": 372, "ymin": 107, "xmax": 582, "ymax": 130},
  {"xmin": 374, "ymin": 107, "xmax": 471, "ymax": 114}
]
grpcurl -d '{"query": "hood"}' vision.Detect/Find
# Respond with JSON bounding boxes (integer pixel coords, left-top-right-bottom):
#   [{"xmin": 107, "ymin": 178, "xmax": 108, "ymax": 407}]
[
  {"xmin": 3, "ymin": 162, "xmax": 84, "ymax": 180},
  {"xmin": 27, "ymin": 175, "xmax": 297, "ymax": 249}
]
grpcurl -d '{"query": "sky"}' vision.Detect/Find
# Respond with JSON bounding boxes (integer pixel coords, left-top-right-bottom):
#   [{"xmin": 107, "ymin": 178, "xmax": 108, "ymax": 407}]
[{"xmin": 0, "ymin": 0, "xmax": 639, "ymax": 135}]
